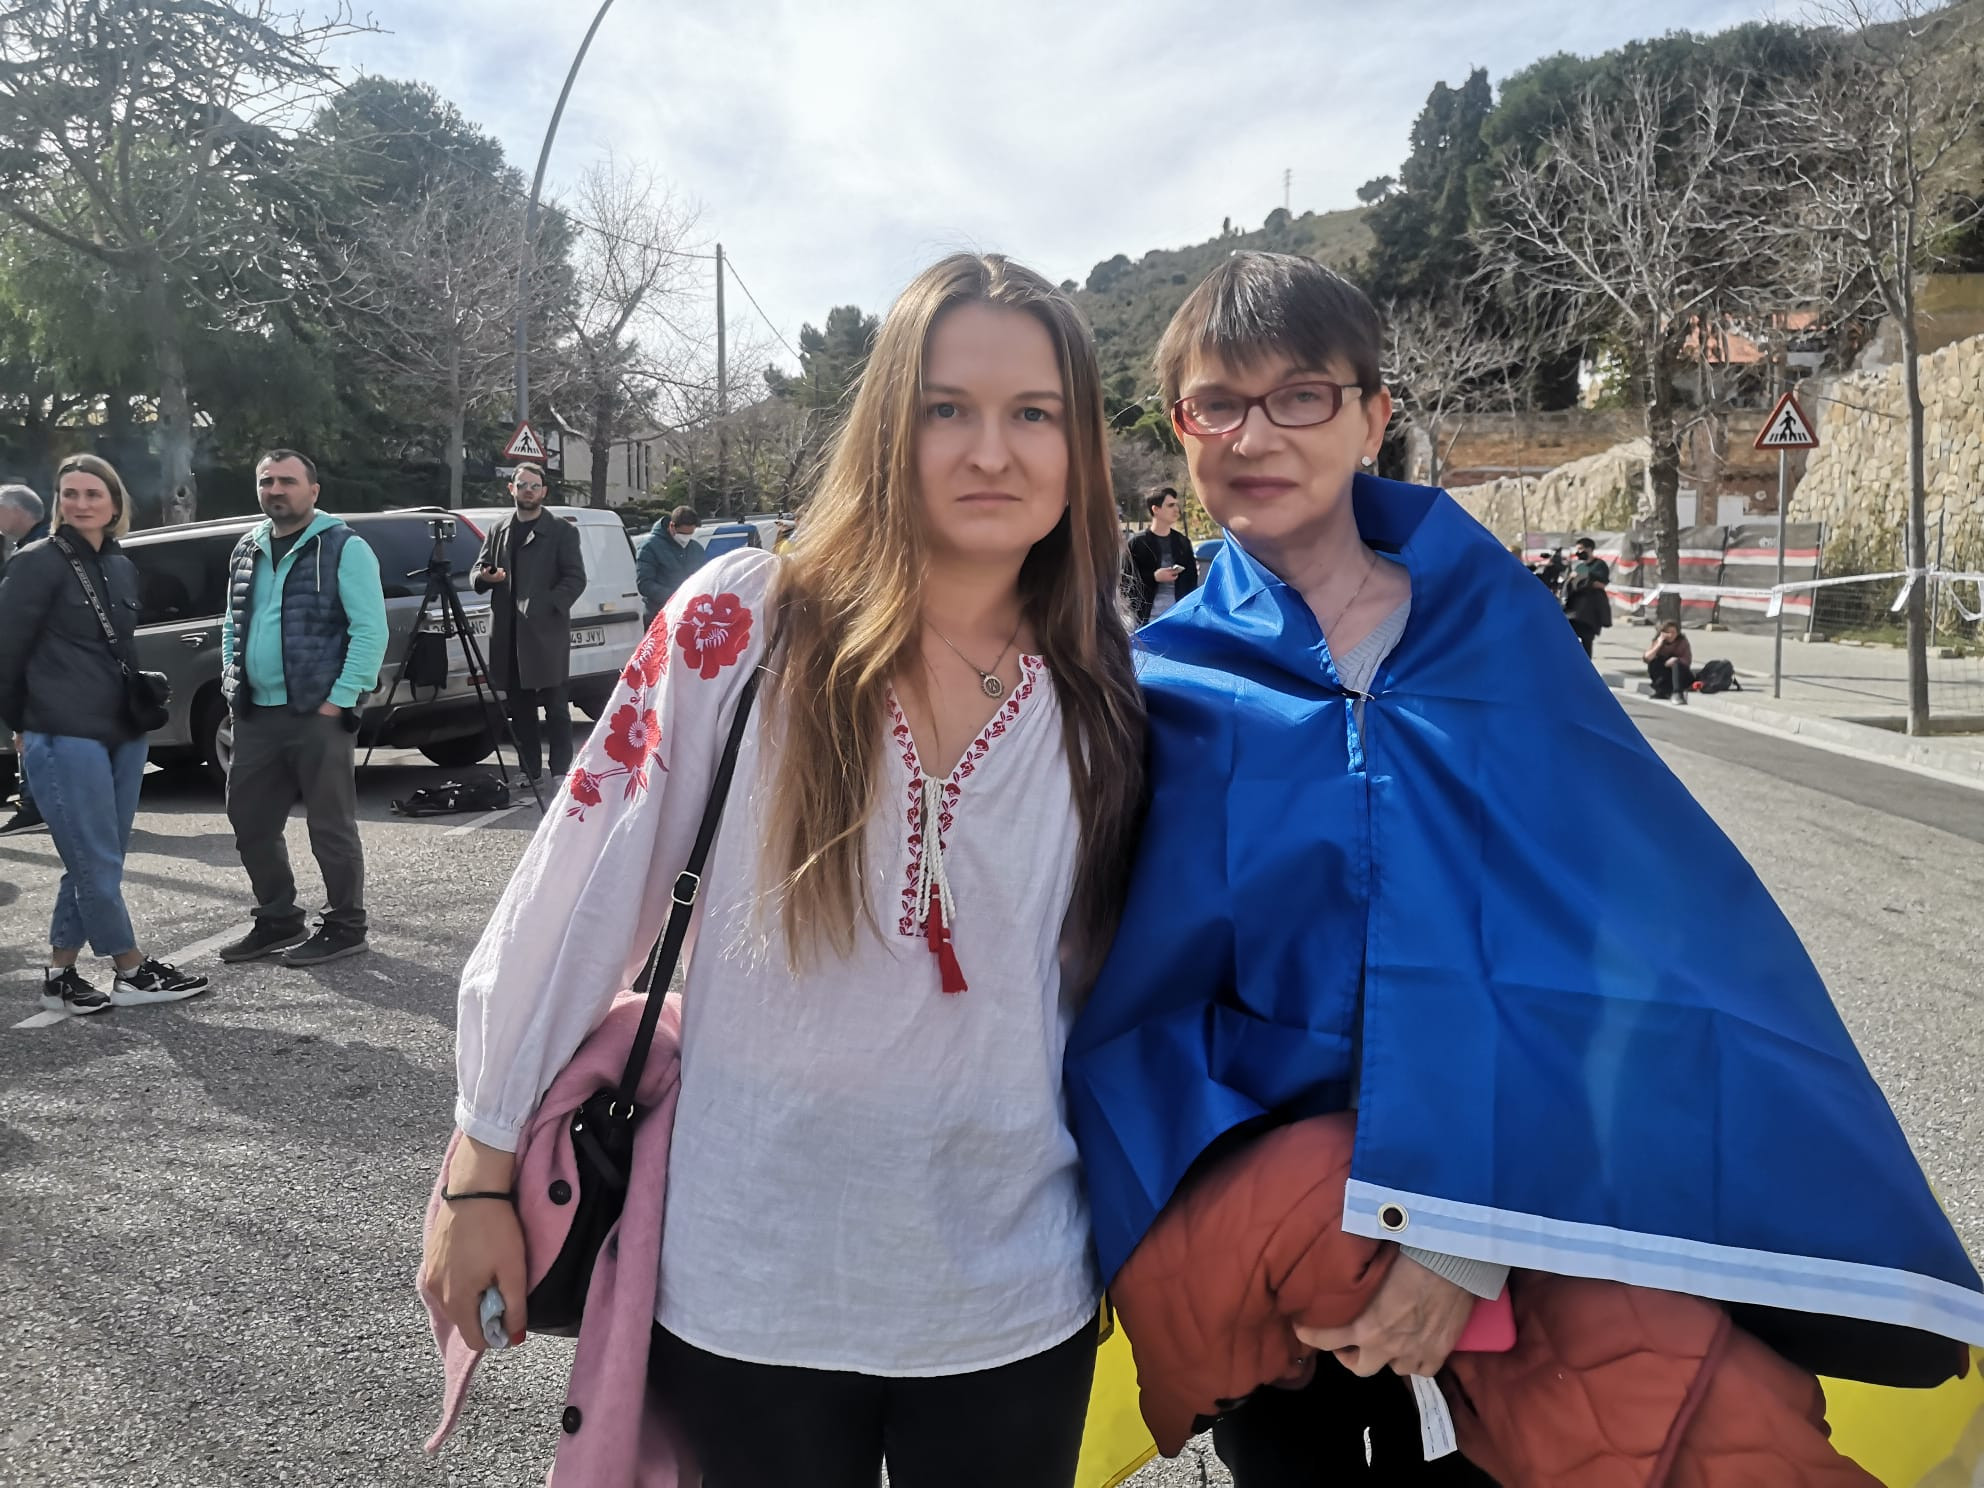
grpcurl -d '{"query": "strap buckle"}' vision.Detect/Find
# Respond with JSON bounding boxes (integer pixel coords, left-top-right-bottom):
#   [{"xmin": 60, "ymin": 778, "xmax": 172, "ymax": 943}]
[{"xmin": 672, "ymin": 871, "xmax": 700, "ymax": 907}]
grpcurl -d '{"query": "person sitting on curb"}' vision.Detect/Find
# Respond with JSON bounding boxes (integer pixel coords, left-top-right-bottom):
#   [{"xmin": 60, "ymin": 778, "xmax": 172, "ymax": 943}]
[{"xmin": 1644, "ymin": 619, "xmax": 1694, "ymax": 704}]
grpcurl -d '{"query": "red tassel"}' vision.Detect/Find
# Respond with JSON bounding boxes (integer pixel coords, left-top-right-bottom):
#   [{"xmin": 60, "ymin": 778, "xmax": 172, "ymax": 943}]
[{"xmin": 923, "ymin": 900, "xmax": 970, "ymax": 995}]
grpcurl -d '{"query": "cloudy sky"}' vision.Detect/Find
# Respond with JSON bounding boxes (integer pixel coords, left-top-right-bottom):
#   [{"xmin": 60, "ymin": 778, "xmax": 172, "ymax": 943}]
[{"xmin": 333, "ymin": 0, "xmax": 1782, "ymax": 371}]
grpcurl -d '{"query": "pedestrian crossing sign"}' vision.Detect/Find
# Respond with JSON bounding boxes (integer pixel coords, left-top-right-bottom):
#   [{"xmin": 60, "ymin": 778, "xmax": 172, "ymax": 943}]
[
  {"xmin": 1754, "ymin": 392, "xmax": 1819, "ymax": 451},
  {"xmin": 502, "ymin": 421, "xmax": 547, "ymax": 462}
]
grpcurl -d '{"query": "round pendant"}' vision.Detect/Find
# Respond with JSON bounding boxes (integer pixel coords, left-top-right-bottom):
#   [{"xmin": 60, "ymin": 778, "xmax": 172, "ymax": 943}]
[{"xmin": 981, "ymin": 674, "xmax": 1005, "ymax": 700}]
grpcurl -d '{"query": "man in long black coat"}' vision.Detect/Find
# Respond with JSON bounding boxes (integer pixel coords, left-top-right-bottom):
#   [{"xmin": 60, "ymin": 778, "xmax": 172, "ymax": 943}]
[{"xmin": 472, "ymin": 464, "xmax": 587, "ymax": 782}]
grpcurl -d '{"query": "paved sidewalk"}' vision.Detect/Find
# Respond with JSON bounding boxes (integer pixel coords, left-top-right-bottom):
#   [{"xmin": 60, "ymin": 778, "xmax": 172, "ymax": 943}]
[{"xmin": 1592, "ymin": 620, "xmax": 1984, "ymax": 785}]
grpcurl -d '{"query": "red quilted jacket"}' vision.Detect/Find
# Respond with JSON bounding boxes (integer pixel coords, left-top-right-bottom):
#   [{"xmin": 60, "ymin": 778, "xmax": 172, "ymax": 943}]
[{"xmin": 1110, "ymin": 1114, "xmax": 1878, "ymax": 1486}]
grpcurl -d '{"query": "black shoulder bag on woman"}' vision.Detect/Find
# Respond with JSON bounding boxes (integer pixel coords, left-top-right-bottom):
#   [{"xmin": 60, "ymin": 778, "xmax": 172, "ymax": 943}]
[
  {"xmin": 50, "ymin": 534, "xmax": 171, "ymax": 735},
  {"xmin": 524, "ymin": 664, "xmax": 764, "ymax": 1336}
]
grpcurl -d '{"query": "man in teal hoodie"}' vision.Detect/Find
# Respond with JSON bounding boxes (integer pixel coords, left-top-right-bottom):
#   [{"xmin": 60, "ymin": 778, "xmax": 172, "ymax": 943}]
[{"xmin": 216, "ymin": 451, "xmax": 388, "ymax": 967}]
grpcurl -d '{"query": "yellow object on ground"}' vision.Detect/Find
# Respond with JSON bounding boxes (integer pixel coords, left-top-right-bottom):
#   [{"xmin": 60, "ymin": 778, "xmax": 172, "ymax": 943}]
[
  {"xmin": 1075, "ymin": 1324, "xmax": 1156, "ymax": 1488},
  {"xmin": 1075, "ymin": 1345, "xmax": 1984, "ymax": 1487},
  {"xmin": 1825, "ymin": 1351, "xmax": 1984, "ymax": 1486}
]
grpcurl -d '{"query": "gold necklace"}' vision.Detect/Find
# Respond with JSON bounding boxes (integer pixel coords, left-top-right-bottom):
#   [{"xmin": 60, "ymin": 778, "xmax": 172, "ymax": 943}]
[
  {"xmin": 1323, "ymin": 548, "xmax": 1380, "ymax": 637},
  {"xmin": 926, "ymin": 615, "xmax": 1024, "ymax": 700}
]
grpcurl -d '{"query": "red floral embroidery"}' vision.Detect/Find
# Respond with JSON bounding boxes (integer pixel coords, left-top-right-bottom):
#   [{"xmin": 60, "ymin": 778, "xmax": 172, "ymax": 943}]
[
  {"xmin": 566, "ymin": 767, "xmax": 604, "ymax": 819},
  {"xmin": 675, "ymin": 592, "xmax": 754, "ymax": 680},
  {"xmin": 623, "ymin": 621, "xmax": 670, "ymax": 690},
  {"xmin": 566, "ymin": 705, "xmax": 668, "ymax": 819},
  {"xmin": 604, "ymin": 703, "xmax": 662, "ymax": 771},
  {"xmin": 886, "ymin": 661, "xmax": 1042, "ymax": 940}
]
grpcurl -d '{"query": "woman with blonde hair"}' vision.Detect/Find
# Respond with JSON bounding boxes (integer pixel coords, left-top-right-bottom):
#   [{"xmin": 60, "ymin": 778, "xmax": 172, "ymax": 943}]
[
  {"xmin": 423, "ymin": 253, "xmax": 1143, "ymax": 1486},
  {"xmin": 0, "ymin": 454, "xmax": 210, "ymax": 1014}
]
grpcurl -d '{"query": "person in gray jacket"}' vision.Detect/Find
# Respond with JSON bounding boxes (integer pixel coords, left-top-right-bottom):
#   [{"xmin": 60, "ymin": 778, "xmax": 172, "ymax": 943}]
[
  {"xmin": 0, "ymin": 456, "xmax": 209, "ymax": 1014},
  {"xmin": 472, "ymin": 463, "xmax": 587, "ymax": 783},
  {"xmin": 635, "ymin": 504, "xmax": 707, "ymax": 626}
]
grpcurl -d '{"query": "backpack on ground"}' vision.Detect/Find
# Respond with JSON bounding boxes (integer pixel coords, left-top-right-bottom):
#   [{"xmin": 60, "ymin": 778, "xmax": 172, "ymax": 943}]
[
  {"xmin": 390, "ymin": 775, "xmax": 510, "ymax": 817},
  {"xmin": 1694, "ymin": 659, "xmax": 1740, "ymax": 694}
]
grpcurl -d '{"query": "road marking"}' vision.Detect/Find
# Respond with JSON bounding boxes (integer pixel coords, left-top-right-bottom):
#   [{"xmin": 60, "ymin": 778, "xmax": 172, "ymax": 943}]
[
  {"xmin": 1622, "ymin": 693, "xmax": 1984, "ymax": 794},
  {"xmin": 444, "ymin": 803, "xmax": 532, "ymax": 837},
  {"xmin": 9, "ymin": 928, "xmax": 239, "ymax": 1030},
  {"xmin": 162, "ymin": 928, "xmax": 243, "ymax": 966}
]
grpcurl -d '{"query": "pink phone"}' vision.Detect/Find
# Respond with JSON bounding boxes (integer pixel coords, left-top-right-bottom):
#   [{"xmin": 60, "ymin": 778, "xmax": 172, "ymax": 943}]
[{"xmin": 1453, "ymin": 1288, "xmax": 1516, "ymax": 1353}]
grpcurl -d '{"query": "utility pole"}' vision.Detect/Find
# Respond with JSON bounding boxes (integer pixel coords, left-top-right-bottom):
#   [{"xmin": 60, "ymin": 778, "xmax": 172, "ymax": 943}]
[
  {"xmin": 1283, "ymin": 168, "xmax": 1292, "ymax": 214},
  {"xmin": 715, "ymin": 243, "xmax": 728, "ymax": 516},
  {"xmin": 1772, "ymin": 319, "xmax": 1788, "ymax": 699},
  {"xmin": 515, "ymin": 0, "xmax": 619, "ymax": 430}
]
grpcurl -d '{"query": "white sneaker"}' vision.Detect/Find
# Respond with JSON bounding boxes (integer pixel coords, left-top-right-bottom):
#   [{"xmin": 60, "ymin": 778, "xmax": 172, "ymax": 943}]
[{"xmin": 110, "ymin": 958, "xmax": 211, "ymax": 1007}]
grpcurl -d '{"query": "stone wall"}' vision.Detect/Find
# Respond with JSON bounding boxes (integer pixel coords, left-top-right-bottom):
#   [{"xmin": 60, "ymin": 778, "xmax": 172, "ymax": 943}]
[
  {"xmin": 1453, "ymin": 331, "xmax": 1984, "ymax": 568},
  {"xmin": 1452, "ymin": 438, "xmax": 1650, "ymax": 542},
  {"xmin": 1793, "ymin": 333, "xmax": 1984, "ymax": 571}
]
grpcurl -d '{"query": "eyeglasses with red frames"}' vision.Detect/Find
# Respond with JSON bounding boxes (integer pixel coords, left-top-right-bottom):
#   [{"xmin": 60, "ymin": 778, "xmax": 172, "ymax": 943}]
[{"xmin": 1171, "ymin": 380, "xmax": 1364, "ymax": 438}]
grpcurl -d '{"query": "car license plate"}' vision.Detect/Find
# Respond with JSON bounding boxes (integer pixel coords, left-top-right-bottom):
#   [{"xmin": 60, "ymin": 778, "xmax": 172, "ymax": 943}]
[
  {"xmin": 420, "ymin": 612, "xmax": 490, "ymax": 638},
  {"xmin": 572, "ymin": 627, "xmax": 606, "ymax": 647}
]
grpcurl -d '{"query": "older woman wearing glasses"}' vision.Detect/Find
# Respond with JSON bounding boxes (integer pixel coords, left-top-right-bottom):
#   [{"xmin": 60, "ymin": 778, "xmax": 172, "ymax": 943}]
[{"xmin": 1066, "ymin": 253, "xmax": 1983, "ymax": 1483}]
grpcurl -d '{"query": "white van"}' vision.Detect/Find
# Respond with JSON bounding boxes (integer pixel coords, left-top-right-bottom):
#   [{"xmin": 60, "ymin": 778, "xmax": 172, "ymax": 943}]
[{"xmin": 460, "ymin": 506, "xmax": 644, "ymax": 719}]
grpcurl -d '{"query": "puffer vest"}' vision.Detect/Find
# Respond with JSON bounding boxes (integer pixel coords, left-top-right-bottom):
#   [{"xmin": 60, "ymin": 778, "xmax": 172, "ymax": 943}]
[{"xmin": 227, "ymin": 524, "xmax": 354, "ymax": 716}]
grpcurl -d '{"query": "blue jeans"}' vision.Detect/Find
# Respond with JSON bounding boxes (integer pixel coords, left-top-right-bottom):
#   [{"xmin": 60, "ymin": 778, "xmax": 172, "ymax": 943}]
[{"xmin": 22, "ymin": 732, "xmax": 148, "ymax": 956}]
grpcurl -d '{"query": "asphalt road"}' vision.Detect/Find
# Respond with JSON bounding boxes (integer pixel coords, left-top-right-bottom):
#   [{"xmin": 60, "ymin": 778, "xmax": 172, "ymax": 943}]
[{"xmin": 0, "ymin": 710, "xmax": 1978, "ymax": 1488}]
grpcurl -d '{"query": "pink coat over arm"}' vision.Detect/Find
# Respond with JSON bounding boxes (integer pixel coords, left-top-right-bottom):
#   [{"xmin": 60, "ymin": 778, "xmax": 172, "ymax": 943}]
[{"xmin": 420, "ymin": 992, "xmax": 692, "ymax": 1488}]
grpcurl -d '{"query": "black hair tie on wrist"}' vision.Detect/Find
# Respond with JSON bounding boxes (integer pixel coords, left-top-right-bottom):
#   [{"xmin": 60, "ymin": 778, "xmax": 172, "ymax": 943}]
[{"xmin": 441, "ymin": 1188, "xmax": 516, "ymax": 1204}]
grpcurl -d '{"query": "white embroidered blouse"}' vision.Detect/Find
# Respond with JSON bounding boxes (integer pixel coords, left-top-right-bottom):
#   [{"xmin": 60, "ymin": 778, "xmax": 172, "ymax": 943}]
[{"xmin": 455, "ymin": 548, "xmax": 1099, "ymax": 1375}]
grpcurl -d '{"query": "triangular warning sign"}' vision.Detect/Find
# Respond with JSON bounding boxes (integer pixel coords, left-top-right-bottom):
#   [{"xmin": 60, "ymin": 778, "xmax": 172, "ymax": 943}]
[
  {"xmin": 1754, "ymin": 392, "xmax": 1818, "ymax": 451},
  {"xmin": 502, "ymin": 421, "xmax": 547, "ymax": 462}
]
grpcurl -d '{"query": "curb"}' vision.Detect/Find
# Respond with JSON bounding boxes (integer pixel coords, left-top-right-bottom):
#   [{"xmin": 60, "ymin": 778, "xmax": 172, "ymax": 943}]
[{"xmin": 1605, "ymin": 676, "xmax": 1984, "ymax": 789}]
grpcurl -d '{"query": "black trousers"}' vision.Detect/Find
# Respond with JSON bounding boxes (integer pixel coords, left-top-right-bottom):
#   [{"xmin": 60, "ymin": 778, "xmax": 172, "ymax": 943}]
[
  {"xmin": 1212, "ymin": 1365, "xmax": 1498, "ymax": 1485},
  {"xmin": 504, "ymin": 684, "xmax": 571, "ymax": 781},
  {"xmin": 1647, "ymin": 656, "xmax": 1694, "ymax": 697},
  {"xmin": 646, "ymin": 1323, "xmax": 1096, "ymax": 1488},
  {"xmin": 1569, "ymin": 620, "xmax": 1600, "ymax": 657}
]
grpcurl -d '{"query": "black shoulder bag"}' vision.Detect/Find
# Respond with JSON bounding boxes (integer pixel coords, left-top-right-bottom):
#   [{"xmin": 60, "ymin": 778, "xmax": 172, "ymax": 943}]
[
  {"xmin": 524, "ymin": 664, "xmax": 764, "ymax": 1336},
  {"xmin": 51, "ymin": 534, "xmax": 171, "ymax": 734}
]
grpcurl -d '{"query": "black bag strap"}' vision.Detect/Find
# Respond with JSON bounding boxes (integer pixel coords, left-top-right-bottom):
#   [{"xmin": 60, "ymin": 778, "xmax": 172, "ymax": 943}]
[
  {"xmin": 50, "ymin": 533, "xmax": 139, "ymax": 677},
  {"xmin": 612, "ymin": 663, "xmax": 765, "ymax": 1109}
]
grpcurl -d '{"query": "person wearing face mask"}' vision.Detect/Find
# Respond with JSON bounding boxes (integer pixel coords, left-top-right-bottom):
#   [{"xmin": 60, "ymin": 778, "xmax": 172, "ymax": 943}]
[
  {"xmin": 635, "ymin": 505, "xmax": 708, "ymax": 628},
  {"xmin": 1066, "ymin": 253, "xmax": 1982, "ymax": 1484},
  {"xmin": 422, "ymin": 255, "xmax": 1144, "ymax": 1488},
  {"xmin": 0, "ymin": 455, "xmax": 209, "ymax": 1014},
  {"xmin": 473, "ymin": 463, "xmax": 587, "ymax": 784},
  {"xmin": 1125, "ymin": 487, "xmax": 1199, "ymax": 625}
]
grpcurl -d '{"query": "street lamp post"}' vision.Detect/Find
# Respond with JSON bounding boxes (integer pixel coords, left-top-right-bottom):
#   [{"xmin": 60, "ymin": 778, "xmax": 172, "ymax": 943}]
[{"xmin": 514, "ymin": 0, "xmax": 620, "ymax": 432}]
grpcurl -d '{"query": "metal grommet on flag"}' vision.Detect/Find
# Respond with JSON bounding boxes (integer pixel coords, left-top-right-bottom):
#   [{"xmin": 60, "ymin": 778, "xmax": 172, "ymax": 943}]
[{"xmin": 1379, "ymin": 1202, "xmax": 1410, "ymax": 1233}]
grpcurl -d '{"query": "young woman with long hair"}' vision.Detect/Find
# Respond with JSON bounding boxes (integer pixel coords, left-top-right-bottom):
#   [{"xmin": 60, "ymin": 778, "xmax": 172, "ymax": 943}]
[
  {"xmin": 0, "ymin": 454, "xmax": 210, "ymax": 1014},
  {"xmin": 423, "ymin": 253, "xmax": 1143, "ymax": 1486}
]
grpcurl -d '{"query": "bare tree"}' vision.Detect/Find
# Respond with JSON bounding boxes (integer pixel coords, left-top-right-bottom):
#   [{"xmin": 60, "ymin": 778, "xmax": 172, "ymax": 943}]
[
  {"xmin": 331, "ymin": 173, "xmax": 560, "ymax": 508},
  {"xmin": 1482, "ymin": 71, "xmax": 1789, "ymax": 621},
  {"xmin": 0, "ymin": 0, "xmax": 374, "ymax": 522},
  {"xmin": 1767, "ymin": 0, "xmax": 1984, "ymax": 734},
  {"xmin": 550, "ymin": 159, "xmax": 704, "ymax": 507},
  {"xmin": 1383, "ymin": 289, "xmax": 1521, "ymax": 488}
]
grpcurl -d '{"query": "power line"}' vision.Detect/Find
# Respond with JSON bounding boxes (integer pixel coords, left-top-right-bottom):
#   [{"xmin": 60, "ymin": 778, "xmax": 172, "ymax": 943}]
[{"xmin": 720, "ymin": 252, "xmax": 802, "ymax": 363}]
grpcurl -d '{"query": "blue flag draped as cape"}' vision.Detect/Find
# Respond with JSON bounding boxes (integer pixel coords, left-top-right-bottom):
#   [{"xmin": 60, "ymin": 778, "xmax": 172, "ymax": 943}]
[{"xmin": 1067, "ymin": 475, "xmax": 1984, "ymax": 1376}]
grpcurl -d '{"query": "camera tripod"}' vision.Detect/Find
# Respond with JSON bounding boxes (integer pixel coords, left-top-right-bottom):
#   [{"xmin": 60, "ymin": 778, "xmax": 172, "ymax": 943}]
[{"xmin": 363, "ymin": 527, "xmax": 546, "ymax": 815}]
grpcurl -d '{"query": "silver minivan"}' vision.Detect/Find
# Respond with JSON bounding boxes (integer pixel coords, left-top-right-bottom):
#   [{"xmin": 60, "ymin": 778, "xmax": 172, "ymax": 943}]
[{"xmin": 105, "ymin": 509, "xmax": 501, "ymax": 783}]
